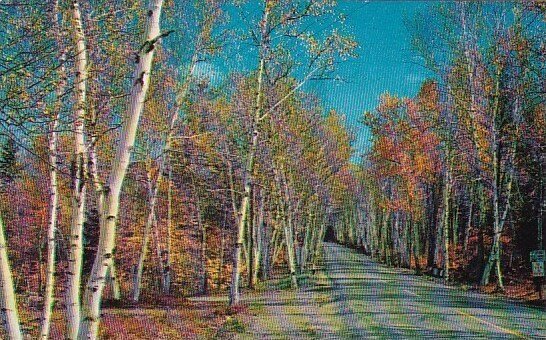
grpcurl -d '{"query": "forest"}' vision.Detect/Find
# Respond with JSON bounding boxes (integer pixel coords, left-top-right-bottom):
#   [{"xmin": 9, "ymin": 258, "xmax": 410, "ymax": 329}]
[{"xmin": 0, "ymin": 0, "xmax": 545, "ymax": 339}]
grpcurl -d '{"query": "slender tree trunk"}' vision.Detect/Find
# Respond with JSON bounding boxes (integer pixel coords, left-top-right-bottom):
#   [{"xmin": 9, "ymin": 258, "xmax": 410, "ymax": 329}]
[
  {"xmin": 150, "ymin": 214, "xmax": 166, "ymax": 295},
  {"xmin": 132, "ymin": 165, "xmax": 160, "ymax": 302},
  {"xmin": 443, "ymin": 163, "xmax": 452, "ymax": 283},
  {"xmin": 163, "ymin": 163, "xmax": 173, "ymax": 294},
  {"xmin": 413, "ymin": 219, "xmax": 422, "ymax": 273},
  {"xmin": 433, "ymin": 200, "xmax": 443, "ymax": 270},
  {"xmin": 260, "ymin": 198, "xmax": 271, "ymax": 280},
  {"xmin": 538, "ymin": 152, "xmax": 544, "ymax": 252},
  {"xmin": 229, "ymin": 0, "xmax": 272, "ymax": 306},
  {"xmin": 481, "ymin": 64, "xmax": 516, "ymax": 290},
  {"xmin": 246, "ymin": 194, "xmax": 253, "ymax": 288},
  {"xmin": 133, "ymin": 40, "xmax": 198, "ymax": 299},
  {"xmin": 217, "ymin": 211, "xmax": 227, "ymax": 290},
  {"xmin": 40, "ymin": 74, "xmax": 62, "ymax": 340},
  {"xmin": 381, "ymin": 209, "xmax": 390, "ymax": 264},
  {"xmin": 251, "ymin": 192, "xmax": 264, "ymax": 287},
  {"xmin": 66, "ymin": 2, "xmax": 88, "ymax": 337},
  {"xmin": 302, "ymin": 208, "xmax": 313, "ymax": 271},
  {"xmin": 270, "ymin": 203, "xmax": 280, "ymax": 264},
  {"xmin": 481, "ymin": 148, "xmax": 515, "ymax": 289},
  {"xmin": 41, "ymin": 4, "xmax": 66, "ymax": 332},
  {"xmin": 271, "ymin": 205, "xmax": 283, "ymax": 266},
  {"xmin": 284, "ymin": 207, "xmax": 298, "ymax": 289},
  {"xmin": 79, "ymin": 0, "xmax": 166, "ymax": 337},
  {"xmin": 196, "ymin": 189, "xmax": 207, "ymax": 295},
  {"xmin": 453, "ymin": 199, "xmax": 459, "ymax": 247},
  {"xmin": 464, "ymin": 185, "xmax": 474, "ymax": 252},
  {"xmin": 89, "ymin": 131, "xmax": 121, "ymax": 303},
  {"xmin": 0, "ymin": 214, "xmax": 22, "ymax": 340},
  {"xmin": 132, "ymin": 59, "xmax": 195, "ymax": 299},
  {"xmin": 132, "ymin": 166, "xmax": 152, "ymax": 301}
]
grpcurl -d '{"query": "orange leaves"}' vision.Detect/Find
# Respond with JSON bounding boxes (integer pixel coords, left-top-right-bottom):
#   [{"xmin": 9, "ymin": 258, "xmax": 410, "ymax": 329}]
[{"xmin": 366, "ymin": 90, "xmax": 442, "ymax": 216}]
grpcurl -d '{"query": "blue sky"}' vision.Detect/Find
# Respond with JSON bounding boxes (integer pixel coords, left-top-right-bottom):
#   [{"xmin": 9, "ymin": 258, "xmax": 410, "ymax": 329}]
[
  {"xmin": 306, "ymin": 1, "xmax": 433, "ymax": 156},
  {"xmin": 187, "ymin": 1, "xmax": 434, "ymax": 157}
]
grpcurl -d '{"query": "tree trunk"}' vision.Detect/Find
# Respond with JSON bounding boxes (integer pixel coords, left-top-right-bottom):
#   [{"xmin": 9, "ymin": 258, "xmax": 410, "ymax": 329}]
[
  {"xmin": 284, "ymin": 207, "xmax": 298, "ymax": 289},
  {"xmin": 481, "ymin": 65, "xmax": 515, "ymax": 290},
  {"xmin": 88, "ymin": 93, "xmax": 120, "ymax": 303},
  {"xmin": 251, "ymin": 192, "xmax": 264, "ymax": 287},
  {"xmin": 464, "ymin": 185, "xmax": 474, "ymax": 252},
  {"xmin": 217, "ymin": 211, "xmax": 227, "ymax": 290},
  {"xmin": 163, "ymin": 163, "xmax": 173, "ymax": 294},
  {"xmin": 40, "ymin": 71, "xmax": 62, "ymax": 340},
  {"xmin": 196, "ymin": 190, "xmax": 207, "ymax": 295},
  {"xmin": 41, "ymin": 3, "xmax": 66, "ymax": 332},
  {"xmin": 260, "ymin": 198, "xmax": 271, "ymax": 280},
  {"xmin": 229, "ymin": 0, "xmax": 272, "ymax": 306},
  {"xmin": 443, "ymin": 164, "xmax": 452, "ymax": 283},
  {"xmin": 106, "ymin": 261, "xmax": 121, "ymax": 300},
  {"xmin": 481, "ymin": 147, "xmax": 515, "ymax": 289},
  {"xmin": 132, "ymin": 165, "xmax": 161, "ymax": 302},
  {"xmin": 66, "ymin": 2, "xmax": 88, "ymax": 337},
  {"xmin": 79, "ymin": 0, "xmax": 166, "ymax": 337},
  {"xmin": 0, "ymin": 214, "xmax": 22, "ymax": 340}
]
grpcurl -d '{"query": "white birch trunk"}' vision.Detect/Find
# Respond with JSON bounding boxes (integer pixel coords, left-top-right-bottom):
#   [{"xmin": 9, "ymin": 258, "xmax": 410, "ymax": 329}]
[
  {"xmin": 132, "ymin": 165, "xmax": 160, "ymax": 302},
  {"xmin": 251, "ymin": 193, "xmax": 264, "ymax": 285},
  {"xmin": 284, "ymin": 211, "xmax": 298, "ymax": 289},
  {"xmin": 0, "ymin": 214, "xmax": 22, "ymax": 340},
  {"xmin": 79, "ymin": 0, "xmax": 166, "ymax": 337},
  {"xmin": 40, "ymin": 54, "xmax": 64, "ymax": 340},
  {"xmin": 89, "ymin": 108, "xmax": 120, "ymax": 302},
  {"xmin": 443, "ymin": 164, "xmax": 452, "ymax": 283},
  {"xmin": 163, "ymin": 163, "xmax": 172, "ymax": 294},
  {"xmin": 481, "ymin": 67, "xmax": 504, "ymax": 288},
  {"xmin": 66, "ymin": 2, "xmax": 88, "ymax": 338},
  {"xmin": 132, "ymin": 51, "xmax": 197, "ymax": 301},
  {"xmin": 41, "ymin": 2, "xmax": 66, "ymax": 335},
  {"xmin": 281, "ymin": 175, "xmax": 298, "ymax": 288},
  {"xmin": 229, "ymin": 0, "xmax": 272, "ymax": 306}
]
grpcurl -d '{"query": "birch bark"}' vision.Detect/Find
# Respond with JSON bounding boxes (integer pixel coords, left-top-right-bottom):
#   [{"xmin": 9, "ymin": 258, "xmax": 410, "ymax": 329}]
[
  {"xmin": 0, "ymin": 214, "xmax": 22, "ymax": 340},
  {"xmin": 79, "ymin": 0, "xmax": 166, "ymax": 337},
  {"xmin": 41, "ymin": 3, "xmax": 66, "ymax": 336},
  {"xmin": 40, "ymin": 51, "xmax": 65, "ymax": 340},
  {"xmin": 66, "ymin": 2, "xmax": 88, "ymax": 337},
  {"xmin": 229, "ymin": 0, "xmax": 273, "ymax": 306}
]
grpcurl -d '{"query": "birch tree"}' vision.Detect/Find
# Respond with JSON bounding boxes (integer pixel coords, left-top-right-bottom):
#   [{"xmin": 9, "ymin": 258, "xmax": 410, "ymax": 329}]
[
  {"xmin": 40, "ymin": 1, "xmax": 66, "ymax": 336},
  {"xmin": 78, "ymin": 0, "xmax": 169, "ymax": 336},
  {"xmin": 0, "ymin": 213, "xmax": 22, "ymax": 340},
  {"xmin": 66, "ymin": 1, "xmax": 89, "ymax": 338},
  {"xmin": 229, "ymin": 0, "xmax": 273, "ymax": 306}
]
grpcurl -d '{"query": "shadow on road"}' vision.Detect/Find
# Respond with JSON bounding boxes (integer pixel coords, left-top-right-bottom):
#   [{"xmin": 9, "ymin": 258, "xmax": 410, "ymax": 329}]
[{"xmin": 238, "ymin": 243, "xmax": 545, "ymax": 339}]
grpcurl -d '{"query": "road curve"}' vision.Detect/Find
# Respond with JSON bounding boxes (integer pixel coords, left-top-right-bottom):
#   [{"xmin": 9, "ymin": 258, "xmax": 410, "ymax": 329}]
[{"xmin": 239, "ymin": 243, "xmax": 545, "ymax": 339}]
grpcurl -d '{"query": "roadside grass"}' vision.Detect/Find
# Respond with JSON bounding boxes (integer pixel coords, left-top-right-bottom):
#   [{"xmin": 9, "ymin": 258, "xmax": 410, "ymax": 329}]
[
  {"xmin": 221, "ymin": 316, "xmax": 246, "ymax": 333},
  {"xmin": 254, "ymin": 273, "xmax": 311, "ymax": 291}
]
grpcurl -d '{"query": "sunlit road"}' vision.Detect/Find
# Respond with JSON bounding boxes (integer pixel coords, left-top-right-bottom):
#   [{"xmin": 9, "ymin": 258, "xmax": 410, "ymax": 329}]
[{"xmin": 239, "ymin": 243, "xmax": 546, "ymax": 339}]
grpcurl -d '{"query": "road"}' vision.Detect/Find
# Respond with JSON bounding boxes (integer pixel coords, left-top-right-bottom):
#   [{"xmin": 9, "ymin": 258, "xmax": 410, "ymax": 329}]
[{"xmin": 238, "ymin": 242, "xmax": 546, "ymax": 339}]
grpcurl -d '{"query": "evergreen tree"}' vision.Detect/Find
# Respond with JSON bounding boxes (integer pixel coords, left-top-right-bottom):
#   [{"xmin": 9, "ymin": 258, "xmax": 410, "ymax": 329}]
[{"xmin": 0, "ymin": 138, "xmax": 19, "ymax": 184}]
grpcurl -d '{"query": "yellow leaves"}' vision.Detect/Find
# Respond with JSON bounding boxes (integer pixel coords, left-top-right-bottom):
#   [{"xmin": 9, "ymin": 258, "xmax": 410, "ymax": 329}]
[
  {"xmin": 323, "ymin": 110, "xmax": 353, "ymax": 162},
  {"xmin": 378, "ymin": 93, "xmax": 401, "ymax": 113}
]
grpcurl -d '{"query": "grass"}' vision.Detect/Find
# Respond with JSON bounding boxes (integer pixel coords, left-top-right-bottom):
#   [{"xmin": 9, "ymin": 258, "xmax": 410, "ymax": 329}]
[{"xmin": 222, "ymin": 316, "xmax": 246, "ymax": 333}]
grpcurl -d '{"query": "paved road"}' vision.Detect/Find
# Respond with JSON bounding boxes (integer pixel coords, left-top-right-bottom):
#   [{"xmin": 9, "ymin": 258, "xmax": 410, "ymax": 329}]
[{"xmin": 239, "ymin": 243, "xmax": 545, "ymax": 339}]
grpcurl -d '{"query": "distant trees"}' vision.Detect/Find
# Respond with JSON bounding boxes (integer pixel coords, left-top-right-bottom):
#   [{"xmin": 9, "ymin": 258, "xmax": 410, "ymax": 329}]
[
  {"xmin": 353, "ymin": 1, "xmax": 546, "ymax": 293},
  {"xmin": 227, "ymin": 0, "xmax": 356, "ymax": 307}
]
